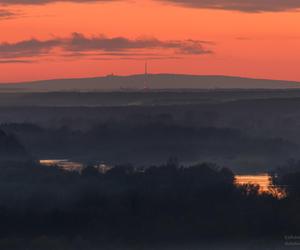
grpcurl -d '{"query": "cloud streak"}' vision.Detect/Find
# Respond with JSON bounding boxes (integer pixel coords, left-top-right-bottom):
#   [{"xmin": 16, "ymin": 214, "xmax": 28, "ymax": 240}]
[
  {"xmin": 159, "ymin": 0, "xmax": 300, "ymax": 12},
  {"xmin": 0, "ymin": 38, "xmax": 61, "ymax": 58},
  {"xmin": 0, "ymin": 59, "xmax": 34, "ymax": 63},
  {"xmin": 0, "ymin": 9, "xmax": 17, "ymax": 19},
  {"xmin": 1, "ymin": 0, "xmax": 300, "ymax": 12},
  {"xmin": 0, "ymin": 0, "xmax": 115, "ymax": 4},
  {"xmin": 67, "ymin": 33, "xmax": 211, "ymax": 55},
  {"xmin": 0, "ymin": 33, "xmax": 211, "ymax": 62}
]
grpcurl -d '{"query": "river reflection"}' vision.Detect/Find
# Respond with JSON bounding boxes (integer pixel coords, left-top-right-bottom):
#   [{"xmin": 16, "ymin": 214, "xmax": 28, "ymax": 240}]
[
  {"xmin": 235, "ymin": 174, "xmax": 285, "ymax": 198},
  {"xmin": 39, "ymin": 159, "xmax": 112, "ymax": 173},
  {"xmin": 39, "ymin": 159, "xmax": 85, "ymax": 172},
  {"xmin": 40, "ymin": 161, "xmax": 284, "ymax": 197},
  {"xmin": 235, "ymin": 174, "xmax": 271, "ymax": 192}
]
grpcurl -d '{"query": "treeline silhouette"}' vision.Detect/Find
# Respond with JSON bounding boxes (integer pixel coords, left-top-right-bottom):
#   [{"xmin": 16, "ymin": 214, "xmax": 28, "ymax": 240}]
[
  {"xmin": 0, "ymin": 159, "xmax": 300, "ymax": 249},
  {"xmin": 0, "ymin": 129, "xmax": 30, "ymax": 162},
  {"xmin": 272, "ymin": 159, "xmax": 300, "ymax": 198},
  {"xmin": 0, "ymin": 122, "xmax": 296, "ymax": 172}
]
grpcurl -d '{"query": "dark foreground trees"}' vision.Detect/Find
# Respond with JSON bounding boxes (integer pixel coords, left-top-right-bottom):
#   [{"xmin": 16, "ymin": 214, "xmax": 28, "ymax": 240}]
[{"xmin": 0, "ymin": 160, "xmax": 299, "ymax": 249}]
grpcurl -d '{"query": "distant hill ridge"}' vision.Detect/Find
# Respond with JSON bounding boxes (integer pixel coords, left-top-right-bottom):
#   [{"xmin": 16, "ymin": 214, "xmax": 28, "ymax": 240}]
[{"xmin": 1, "ymin": 74, "xmax": 300, "ymax": 92}]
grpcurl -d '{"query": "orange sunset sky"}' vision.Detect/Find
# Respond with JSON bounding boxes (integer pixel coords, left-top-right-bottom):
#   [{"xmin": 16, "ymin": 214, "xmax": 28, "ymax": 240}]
[{"xmin": 1, "ymin": 0, "xmax": 300, "ymax": 83}]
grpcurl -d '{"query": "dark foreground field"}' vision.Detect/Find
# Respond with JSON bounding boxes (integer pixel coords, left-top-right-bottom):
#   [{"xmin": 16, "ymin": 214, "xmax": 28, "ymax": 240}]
[
  {"xmin": 0, "ymin": 159, "xmax": 299, "ymax": 250},
  {"xmin": 1, "ymin": 89, "xmax": 300, "ymax": 249}
]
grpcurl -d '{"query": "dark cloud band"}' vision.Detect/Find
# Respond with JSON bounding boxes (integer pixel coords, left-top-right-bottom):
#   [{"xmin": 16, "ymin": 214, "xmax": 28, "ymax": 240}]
[
  {"xmin": 0, "ymin": 33, "xmax": 211, "ymax": 61},
  {"xmin": 0, "ymin": 9, "xmax": 17, "ymax": 19},
  {"xmin": 0, "ymin": 38, "xmax": 61, "ymax": 58},
  {"xmin": 0, "ymin": 59, "xmax": 34, "ymax": 63},
  {"xmin": 67, "ymin": 33, "xmax": 211, "ymax": 55},
  {"xmin": 0, "ymin": 0, "xmax": 114, "ymax": 4},
  {"xmin": 159, "ymin": 0, "xmax": 300, "ymax": 12},
  {"xmin": 1, "ymin": 0, "xmax": 300, "ymax": 12}
]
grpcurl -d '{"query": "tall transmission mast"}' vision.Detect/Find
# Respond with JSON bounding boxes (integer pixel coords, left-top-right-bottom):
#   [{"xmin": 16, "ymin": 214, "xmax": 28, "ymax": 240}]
[
  {"xmin": 144, "ymin": 61, "xmax": 149, "ymax": 90},
  {"xmin": 145, "ymin": 61, "xmax": 148, "ymax": 76}
]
